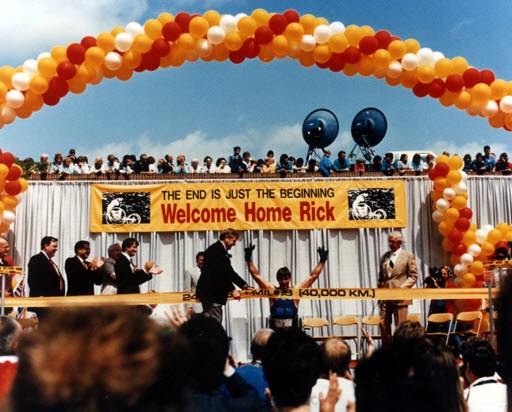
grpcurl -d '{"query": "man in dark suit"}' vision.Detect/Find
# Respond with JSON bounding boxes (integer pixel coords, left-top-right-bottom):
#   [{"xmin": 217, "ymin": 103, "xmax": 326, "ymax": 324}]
[
  {"xmin": 378, "ymin": 231, "xmax": 418, "ymax": 347},
  {"xmin": 28, "ymin": 236, "xmax": 65, "ymax": 319},
  {"xmin": 196, "ymin": 228, "xmax": 252, "ymax": 323},
  {"xmin": 65, "ymin": 240, "xmax": 104, "ymax": 296},
  {"xmin": 114, "ymin": 237, "xmax": 162, "ymax": 295}
]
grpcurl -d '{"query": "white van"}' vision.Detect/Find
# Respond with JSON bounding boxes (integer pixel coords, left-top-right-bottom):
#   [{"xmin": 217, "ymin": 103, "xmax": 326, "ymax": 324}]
[{"xmin": 391, "ymin": 151, "xmax": 436, "ymax": 163}]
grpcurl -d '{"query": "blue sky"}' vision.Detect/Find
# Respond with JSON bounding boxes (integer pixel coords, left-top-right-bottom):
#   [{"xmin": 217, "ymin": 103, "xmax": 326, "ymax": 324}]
[{"xmin": 1, "ymin": 0, "xmax": 512, "ymax": 163}]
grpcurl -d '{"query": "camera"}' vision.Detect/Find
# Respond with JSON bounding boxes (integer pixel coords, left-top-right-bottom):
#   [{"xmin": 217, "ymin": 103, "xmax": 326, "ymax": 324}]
[{"xmin": 424, "ymin": 267, "xmax": 445, "ymax": 288}]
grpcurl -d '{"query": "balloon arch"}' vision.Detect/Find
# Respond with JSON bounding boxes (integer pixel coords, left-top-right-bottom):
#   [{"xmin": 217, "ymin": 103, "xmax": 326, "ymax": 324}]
[{"xmin": 0, "ymin": 9, "xmax": 509, "ymax": 294}]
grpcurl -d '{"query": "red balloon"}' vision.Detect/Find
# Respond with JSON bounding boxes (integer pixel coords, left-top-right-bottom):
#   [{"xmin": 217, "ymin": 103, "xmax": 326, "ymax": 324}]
[
  {"xmin": 445, "ymin": 74, "xmax": 464, "ymax": 92},
  {"xmin": 139, "ymin": 51, "xmax": 160, "ymax": 71},
  {"xmin": 254, "ymin": 26, "xmax": 273, "ymax": 45},
  {"xmin": 480, "ymin": 69, "xmax": 495, "ymax": 85},
  {"xmin": 343, "ymin": 46, "xmax": 361, "ymax": 64},
  {"xmin": 412, "ymin": 81, "xmax": 431, "ymax": 98},
  {"xmin": 49, "ymin": 77, "xmax": 69, "ymax": 98},
  {"xmin": 57, "ymin": 61, "xmax": 77, "ymax": 80},
  {"xmin": 151, "ymin": 38, "xmax": 171, "ymax": 57},
  {"xmin": 448, "ymin": 229, "xmax": 464, "ymax": 243},
  {"xmin": 67, "ymin": 43, "xmax": 86, "ymax": 65},
  {"xmin": 229, "ymin": 50, "xmax": 245, "ymax": 64},
  {"xmin": 455, "ymin": 217, "xmax": 471, "ymax": 232},
  {"xmin": 241, "ymin": 38, "xmax": 260, "ymax": 59},
  {"xmin": 359, "ymin": 36, "xmax": 379, "ymax": 55},
  {"xmin": 80, "ymin": 36, "xmax": 97, "ymax": 49},
  {"xmin": 434, "ymin": 162, "xmax": 450, "ymax": 177},
  {"xmin": 429, "ymin": 78, "xmax": 446, "ymax": 98},
  {"xmin": 162, "ymin": 22, "xmax": 181, "ymax": 42},
  {"xmin": 462, "ymin": 68, "xmax": 481, "ymax": 89},
  {"xmin": 459, "ymin": 207, "xmax": 473, "ymax": 219},
  {"xmin": 328, "ymin": 53, "xmax": 346, "ymax": 72},
  {"xmin": 283, "ymin": 9, "xmax": 300, "ymax": 23},
  {"xmin": 427, "ymin": 168, "xmax": 437, "ymax": 181},
  {"xmin": 0, "ymin": 152, "xmax": 15, "ymax": 167},
  {"xmin": 5, "ymin": 180, "xmax": 21, "ymax": 196},
  {"xmin": 316, "ymin": 61, "xmax": 330, "ymax": 69},
  {"xmin": 174, "ymin": 12, "xmax": 192, "ymax": 32},
  {"xmin": 473, "ymin": 280, "xmax": 485, "ymax": 288},
  {"xmin": 389, "ymin": 35, "xmax": 401, "ymax": 42},
  {"xmin": 269, "ymin": 14, "xmax": 288, "ymax": 35},
  {"xmin": 375, "ymin": 30, "xmax": 392, "ymax": 49},
  {"xmin": 6, "ymin": 165, "xmax": 22, "ymax": 181},
  {"xmin": 452, "ymin": 243, "xmax": 467, "ymax": 256},
  {"xmin": 42, "ymin": 91, "xmax": 60, "ymax": 106}
]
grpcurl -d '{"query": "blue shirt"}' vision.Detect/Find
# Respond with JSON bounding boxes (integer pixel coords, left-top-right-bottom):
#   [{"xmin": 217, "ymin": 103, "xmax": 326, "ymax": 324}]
[
  {"xmin": 318, "ymin": 155, "xmax": 332, "ymax": 177},
  {"xmin": 332, "ymin": 158, "xmax": 351, "ymax": 171}
]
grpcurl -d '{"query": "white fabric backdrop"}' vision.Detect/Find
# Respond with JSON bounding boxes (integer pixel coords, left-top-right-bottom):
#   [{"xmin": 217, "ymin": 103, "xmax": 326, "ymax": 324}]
[{"xmin": 8, "ymin": 175, "xmax": 509, "ymax": 359}]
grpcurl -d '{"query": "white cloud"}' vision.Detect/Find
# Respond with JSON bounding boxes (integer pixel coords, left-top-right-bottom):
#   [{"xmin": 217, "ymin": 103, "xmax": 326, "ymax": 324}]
[{"xmin": 0, "ymin": 0, "xmax": 148, "ymax": 63}]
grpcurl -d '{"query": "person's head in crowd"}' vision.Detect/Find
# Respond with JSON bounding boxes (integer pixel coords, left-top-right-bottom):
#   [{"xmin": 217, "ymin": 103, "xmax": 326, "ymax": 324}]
[
  {"xmin": 203, "ymin": 156, "xmax": 212, "ymax": 167},
  {"xmin": 40, "ymin": 236, "xmax": 58, "ymax": 258},
  {"xmin": 216, "ymin": 157, "xmax": 226, "ymax": 168},
  {"xmin": 372, "ymin": 155, "xmax": 382, "ymax": 168},
  {"xmin": 266, "ymin": 150, "xmax": 274, "ymax": 158},
  {"xmin": 219, "ymin": 228, "xmax": 239, "ymax": 250},
  {"xmin": 412, "ymin": 153, "xmax": 421, "ymax": 165},
  {"xmin": 164, "ymin": 154, "xmax": 174, "ymax": 164},
  {"xmin": 355, "ymin": 337, "xmax": 466, "ymax": 412},
  {"xmin": 107, "ymin": 154, "xmax": 116, "ymax": 164},
  {"xmin": 484, "ymin": 145, "xmax": 491, "ymax": 156},
  {"xmin": 147, "ymin": 156, "xmax": 155, "ymax": 165},
  {"xmin": 176, "ymin": 154, "xmax": 186, "ymax": 165},
  {"xmin": 296, "ymin": 157, "xmax": 304, "ymax": 168},
  {"xmin": 74, "ymin": 240, "xmax": 91, "ymax": 260},
  {"xmin": 0, "ymin": 315, "xmax": 22, "ymax": 356},
  {"xmin": 233, "ymin": 146, "xmax": 241, "ymax": 155},
  {"xmin": 279, "ymin": 153, "xmax": 289, "ymax": 165},
  {"xmin": 392, "ymin": 320, "xmax": 425, "ymax": 345},
  {"xmin": 107, "ymin": 243, "xmax": 122, "ymax": 261},
  {"xmin": 319, "ymin": 337, "xmax": 351, "ymax": 378},
  {"xmin": 195, "ymin": 252, "xmax": 205, "ymax": 269},
  {"xmin": 8, "ymin": 306, "xmax": 191, "ymax": 412},
  {"xmin": 262, "ymin": 328, "xmax": 322, "ymax": 409},
  {"xmin": 190, "ymin": 158, "xmax": 199, "ymax": 170},
  {"xmin": 337, "ymin": 151, "xmax": 347, "ymax": 160},
  {"xmin": 40, "ymin": 153, "xmax": 49, "ymax": 163},
  {"xmin": 496, "ymin": 274, "xmax": 512, "ymax": 401},
  {"xmin": 307, "ymin": 159, "xmax": 317, "ymax": 172},
  {"xmin": 288, "ymin": 156, "xmax": 296, "ymax": 165},
  {"xmin": 275, "ymin": 267, "xmax": 292, "ymax": 289},
  {"xmin": 475, "ymin": 152, "xmax": 483, "ymax": 162},
  {"xmin": 242, "ymin": 151, "xmax": 251, "ymax": 162},
  {"xmin": 179, "ymin": 315, "xmax": 230, "ymax": 392},
  {"xmin": 460, "ymin": 336, "xmax": 498, "ymax": 385},
  {"xmin": 463, "ymin": 153, "xmax": 472, "ymax": 164},
  {"xmin": 384, "ymin": 152, "xmax": 394, "ymax": 163},
  {"xmin": 94, "ymin": 157, "xmax": 103, "ymax": 167},
  {"xmin": 121, "ymin": 237, "xmax": 139, "ymax": 256},
  {"xmin": 53, "ymin": 153, "xmax": 62, "ymax": 165},
  {"xmin": 0, "ymin": 237, "xmax": 10, "ymax": 262},
  {"xmin": 250, "ymin": 328, "xmax": 274, "ymax": 362},
  {"xmin": 388, "ymin": 231, "xmax": 403, "ymax": 252}
]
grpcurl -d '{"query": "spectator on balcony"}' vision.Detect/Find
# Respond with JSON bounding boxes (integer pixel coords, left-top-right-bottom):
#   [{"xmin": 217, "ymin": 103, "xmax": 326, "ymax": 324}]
[
  {"xmin": 369, "ymin": 155, "xmax": 382, "ymax": 172},
  {"xmin": 294, "ymin": 157, "xmax": 307, "ymax": 173},
  {"xmin": 188, "ymin": 158, "xmax": 201, "ymax": 174},
  {"xmin": 105, "ymin": 154, "xmax": 120, "ymax": 176},
  {"xmin": 162, "ymin": 154, "xmax": 174, "ymax": 173},
  {"xmin": 51, "ymin": 152, "xmax": 63, "ymax": 173},
  {"xmin": 134, "ymin": 153, "xmax": 150, "ymax": 173},
  {"xmin": 381, "ymin": 152, "xmax": 397, "ymax": 176},
  {"xmin": 231, "ymin": 157, "xmax": 248, "ymax": 174},
  {"xmin": 307, "ymin": 159, "xmax": 318, "ymax": 173},
  {"xmin": 262, "ymin": 156, "xmax": 276, "ymax": 173},
  {"xmin": 213, "ymin": 157, "xmax": 231, "ymax": 173},
  {"xmin": 119, "ymin": 155, "xmax": 135, "ymax": 177},
  {"xmin": 175, "ymin": 154, "xmax": 188, "ymax": 174},
  {"xmin": 276, "ymin": 153, "xmax": 294, "ymax": 177},
  {"xmin": 397, "ymin": 153, "xmax": 411, "ymax": 175},
  {"xmin": 146, "ymin": 156, "xmax": 158, "ymax": 173},
  {"xmin": 411, "ymin": 153, "xmax": 425, "ymax": 175},
  {"xmin": 247, "ymin": 159, "xmax": 262, "ymax": 173},
  {"xmin": 75, "ymin": 156, "xmax": 90, "ymax": 174},
  {"xmin": 228, "ymin": 146, "xmax": 242, "ymax": 170},
  {"xmin": 33, "ymin": 153, "xmax": 52, "ymax": 174},
  {"xmin": 496, "ymin": 152, "xmax": 512, "ymax": 175},
  {"xmin": 332, "ymin": 150, "xmax": 351, "ymax": 172},
  {"xmin": 60, "ymin": 157, "xmax": 77, "ymax": 177},
  {"xmin": 318, "ymin": 150, "xmax": 333, "ymax": 177},
  {"xmin": 200, "ymin": 155, "xmax": 215, "ymax": 173},
  {"xmin": 90, "ymin": 157, "xmax": 105, "ymax": 175},
  {"xmin": 472, "ymin": 152, "xmax": 488, "ymax": 175},
  {"xmin": 425, "ymin": 153, "xmax": 436, "ymax": 171},
  {"xmin": 242, "ymin": 151, "xmax": 252, "ymax": 170},
  {"xmin": 483, "ymin": 145, "xmax": 497, "ymax": 172},
  {"xmin": 462, "ymin": 154, "xmax": 473, "ymax": 172},
  {"xmin": 354, "ymin": 158, "xmax": 366, "ymax": 174}
]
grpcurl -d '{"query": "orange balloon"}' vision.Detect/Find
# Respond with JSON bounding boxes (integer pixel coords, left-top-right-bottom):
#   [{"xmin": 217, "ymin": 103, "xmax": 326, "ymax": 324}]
[
  {"xmin": 328, "ymin": 34, "xmax": 348, "ymax": 53},
  {"xmin": 462, "ymin": 230, "xmax": 477, "ymax": 246},
  {"xmin": 144, "ymin": 19, "xmax": 163, "ymax": 40},
  {"xmin": 404, "ymin": 38, "xmax": 420, "ymax": 54},
  {"xmin": 96, "ymin": 32, "xmax": 116, "ymax": 53}
]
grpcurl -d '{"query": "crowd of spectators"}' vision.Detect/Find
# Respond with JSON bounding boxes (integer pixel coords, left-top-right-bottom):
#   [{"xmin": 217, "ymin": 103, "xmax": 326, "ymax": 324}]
[{"xmin": 15, "ymin": 144, "xmax": 512, "ymax": 180}]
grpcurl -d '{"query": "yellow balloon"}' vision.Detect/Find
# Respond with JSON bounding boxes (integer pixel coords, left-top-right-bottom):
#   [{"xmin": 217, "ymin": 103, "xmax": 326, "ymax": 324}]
[
  {"xmin": 454, "ymin": 90, "xmax": 472, "ymax": 109},
  {"xmin": 400, "ymin": 70, "xmax": 418, "ymax": 89},
  {"xmin": 387, "ymin": 40, "xmax": 407, "ymax": 60},
  {"xmin": 238, "ymin": 16, "xmax": 258, "ymax": 37},
  {"xmin": 344, "ymin": 25, "xmax": 363, "ymax": 46},
  {"xmin": 416, "ymin": 65, "xmax": 436, "ymax": 84},
  {"xmin": 505, "ymin": 230, "xmax": 512, "ymax": 242},
  {"xmin": 224, "ymin": 32, "xmax": 244, "ymax": 51},
  {"xmin": 495, "ymin": 222, "xmax": 510, "ymax": 236},
  {"xmin": 111, "ymin": 27, "xmax": 124, "ymax": 37},
  {"xmin": 451, "ymin": 195, "xmax": 467, "ymax": 210},
  {"xmin": 490, "ymin": 112, "xmax": 507, "ymax": 129},
  {"xmin": 433, "ymin": 177, "xmax": 447, "ymax": 192},
  {"xmin": 272, "ymin": 35, "xmax": 289, "ymax": 56},
  {"xmin": 0, "ymin": 164, "xmax": 8, "ymax": 179},
  {"xmin": 469, "ymin": 261, "xmax": 484, "ymax": 276},
  {"xmin": 68, "ymin": 79, "xmax": 87, "ymax": 93},
  {"xmin": 157, "ymin": 12, "xmax": 175, "ymax": 24},
  {"xmin": 189, "ymin": 16, "xmax": 210, "ymax": 39},
  {"xmin": 470, "ymin": 223, "xmax": 478, "ymax": 232},
  {"xmin": 438, "ymin": 220, "xmax": 453, "ymax": 236},
  {"xmin": 445, "ymin": 207, "xmax": 460, "ymax": 221},
  {"xmin": 404, "ymin": 38, "xmax": 420, "ymax": 54},
  {"xmin": 373, "ymin": 49, "xmax": 391, "ymax": 69},
  {"xmin": 343, "ymin": 64, "xmax": 358, "ymax": 77},
  {"xmin": 442, "ymin": 237, "xmax": 454, "ymax": 252},
  {"xmin": 434, "ymin": 58, "xmax": 454, "ymax": 78},
  {"xmin": 85, "ymin": 46, "xmax": 105, "ymax": 67},
  {"xmin": 470, "ymin": 83, "xmax": 491, "ymax": 106},
  {"xmin": 122, "ymin": 50, "xmax": 142, "ymax": 70},
  {"xmin": 252, "ymin": 9, "xmax": 271, "ymax": 27},
  {"xmin": 298, "ymin": 51, "xmax": 315, "ymax": 67},
  {"xmin": 480, "ymin": 241, "xmax": 495, "ymax": 257},
  {"xmin": 490, "ymin": 79, "xmax": 508, "ymax": 100},
  {"xmin": 462, "ymin": 230, "xmax": 477, "ymax": 246},
  {"xmin": 385, "ymin": 75, "xmax": 401, "ymax": 87},
  {"xmin": 360, "ymin": 25, "xmax": 375, "ymax": 37},
  {"xmin": 357, "ymin": 55, "xmax": 374, "ymax": 77},
  {"xmin": 446, "ymin": 170, "xmax": 462, "ymax": 185},
  {"xmin": 2, "ymin": 194, "xmax": 18, "ymax": 210},
  {"xmin": 487, "ymin": 228, "xmax": 503, "ymax": 245},
  {"xmin": 51, "ymin": 46, "xmax": 68, "ymax": 64},
  {"xmin": 24, "ymin": 90, "xmax": 44, "ymax": 111},
  {"xmin": 312, "ymin": 44, "xmax": 331, "ymax": 64},
  {"xmin": 0, "ymin": 67, "xmax": 15, "ymax": 89},
  {"xmin": 37, "ymin": 57, "xmax": 57, "ymax": 79},
  {"xmin": 96, "ymin": 32, "xmax": 116, "ymax": 53},
  {"xmin": 74, "ymin": 64, "xmax": 95, "ymax": 84},
  {"xmin": 29, "ymin": 75, "xmax": 49, "ymax": 95},
  {"xmin": 447, "ymin": 155, "xmax": 463, "ymax": 170},
  {"xmin": 436, "ymin": 154, "xmax": 449, "ymax": 164},
  {"xmin": 439, "ymin": 91, "xmax": 458, "ymax": 107},
  {"xmin": 451, "ymin": 56, "xmax": 468, "ymax": 75},
  {"xmin": 462, "ymin": 272, "xmax": 476, "ymax": 287},
  {"xmin": 144, "ymin": 19, "xmax": 163, "ymax": 40},
  {"xmin": 132, "ymin": 34, "xmax": 153, "ymax": 54},
  {"xmin": 115, "ymin": 67, "xmax": 133, "ymax": 82},
  {"xmin": 328, "ymin": 34, "xmax": 348, "ymax": 53},
  {"xmin": 177, "ymin": 33, "xmax": 196, "ymax": 52}
]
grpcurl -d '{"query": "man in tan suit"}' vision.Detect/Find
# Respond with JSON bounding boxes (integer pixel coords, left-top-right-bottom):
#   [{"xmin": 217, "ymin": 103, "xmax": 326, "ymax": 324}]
[{"xmin": 378, "ymin": 231, "xmax": 418, "ymax": 346}]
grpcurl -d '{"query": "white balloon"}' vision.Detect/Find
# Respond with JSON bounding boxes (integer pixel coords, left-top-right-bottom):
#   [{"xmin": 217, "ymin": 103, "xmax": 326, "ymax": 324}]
[
  {"xmin": 499, "ymin": 95, "xmax": 512, "ymax": 113},
  {"xmin": 126, "ymin": 22, "xmax": 144, "ymax": 36},
  {"xmin": 2, "ymin": 210, "xmax": 15, "ymax": 225},
  {"xmin": 387, "ymin": 61, "xmax": 402, "ymax": 78},
  {"xmin": 432, "ymin": 51, "xmax": 445, "ymax": 64},
  {"xmin": 416, "ymin": 48, "xmax": 434, "ymax": 66},
  {"xmin": 432, "ymin": 210, "xmax": 445, "ymax": 223},
  {"xmin": 6, "ymin": 90, "xmax": 24, "ymax": 108},
  {"xmin": 443, "ymin": 188, "xmax": 456, "ymax": 200},
  {"xmin": 11, "ymin": 72, "xmax": 31, "ymax": 91},
  {"xmin": 460, "ymin": 170, "xmax": 468, "ymax": 182},
  {"xmin": 114, "ymin": 32, "xmax": 133, "ymax": 52},
  {"xmin": 220, "ymin": 14, "xmax": 236, "ymax": 33},
  {"xmin": 481, "ymin": 100, "xmax": 498, "ymax": 117},
  {"xmin": 453, "ymin": 263, "xmax": 468, "ymax": 277},
  {"xmin": 197, "ymin": 39, "xmax": 212, "ymax": 57},
  {"xmin": 207, "ymin": 26, "xmax": 226, "ymax": 45},
  {"xmin": 104, "ymin": 52, "xmax": 123, "ymax": 70},
  {"xmin": 313, "ymin": 24, "xmax": 332, "ymax": 44},
  {"xmin": 401, "ymin": 53, "xmax": 419, "ymax": 71},
  {"xmin": 468, "ymin": 243, "xmax": 482, "ymax": 256},
  {"xmin": 300, "ymin": 35, "xmax": 316, "ymax": 52},
  {"xmin": 454, "ymin": 182, "xmax": 467, "ymax": 195},
  {"xmin": 23, "ymin": 59, "xmax": 39, "ymax": 77},
  {"xmin": 482, "ymin": 224, "xmax": 495, "ymax": 233},
  {"xmin": 460, "ymin": 253, "xmax": 474, "ymax": 266},
  {"xmin": 37, "ymin": 52, "xmax": 51, "ymax": 60},
  {"xmin": 329, "ymin": 21, "xmax": 345, "ymax": 33},
  {"xmin": 436, "ymin": 198, "xmax": 449, "ymax": 212},
  {"xmin": 475, "ymin": 229, "xmax": 488, "ymax": 244},
  {"xmin": 0, "ymin": 105, "xmax": 16, "ymax": 124}
]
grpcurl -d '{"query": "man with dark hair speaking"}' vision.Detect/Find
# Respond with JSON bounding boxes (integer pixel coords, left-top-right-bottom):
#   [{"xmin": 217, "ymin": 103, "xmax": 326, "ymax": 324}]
[
  {"xmin": 196, "ymin": 228, "xmax": 253, "ymax": 324},
  {"xmin": 65, "ymin": 240, "xmax": 104, "ymax": 296}
]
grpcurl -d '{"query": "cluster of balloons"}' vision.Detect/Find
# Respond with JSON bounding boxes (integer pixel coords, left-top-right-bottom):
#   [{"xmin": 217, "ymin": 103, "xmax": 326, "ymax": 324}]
[
  {"xmin": 0, "ymin": 9, "xmax": 510, "ymax": 130},
  {"xmin": 0, "ymin": 150, "xmax": 28, "ymax": 234},
  {"xmin": 429, "ymin": 154, "xmax": 509, "ymax": 293}
]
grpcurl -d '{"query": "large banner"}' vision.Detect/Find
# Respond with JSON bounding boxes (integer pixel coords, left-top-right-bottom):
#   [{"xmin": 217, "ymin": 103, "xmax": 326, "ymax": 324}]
[{"xmin": 90, "ymin": 180, "xmax": 406, "ymax": 232}]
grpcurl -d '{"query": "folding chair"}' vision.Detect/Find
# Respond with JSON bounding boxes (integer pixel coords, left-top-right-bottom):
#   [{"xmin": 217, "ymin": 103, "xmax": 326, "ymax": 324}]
[
  {"xmin": 302, "ymin": 317, "xmax": 330, "ymax": 341},
  {"xmin": 426, "ymin": 313, "xmax": 454, "ymax": 345},
  {"xmin": 332, "ymin": 315, "xmax": 360, "ymax": 357},
  {"xmin": 360, "ymin": 315, "xmax": 382, "ymax": 353},
  {"xmin": 406, "ymin": 314, "xmax": 421, "ymax": 323},
  {"xmin": 452, "ymin": 311, "xmax": 483, "ymax": 339}
]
